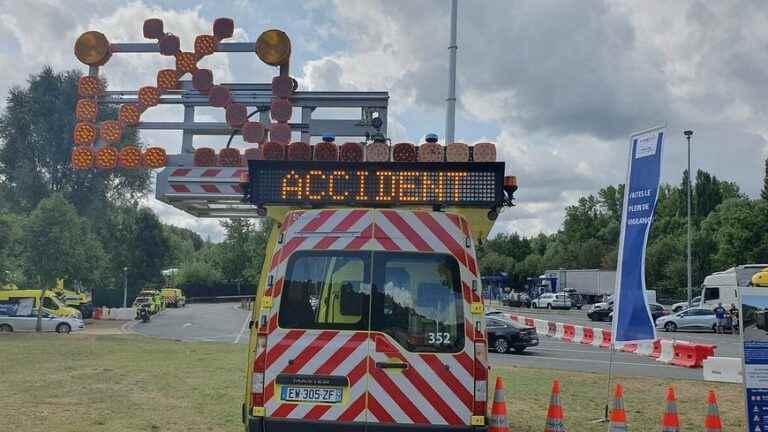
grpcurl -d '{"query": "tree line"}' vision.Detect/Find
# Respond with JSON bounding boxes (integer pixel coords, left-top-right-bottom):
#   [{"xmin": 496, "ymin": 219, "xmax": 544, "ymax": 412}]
[
  {"xmin": 478, "ymin": 164, "xmax": 768, "ymax": 300},
  {"xmin": 0, "ymin": 67, "xmax": 270, "ymax": 305}
]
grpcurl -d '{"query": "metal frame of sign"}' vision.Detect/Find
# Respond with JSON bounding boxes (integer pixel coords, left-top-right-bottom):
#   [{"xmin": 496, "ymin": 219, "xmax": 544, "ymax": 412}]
[{"xmin": 246, "ymin": 160, "xmax": 505, "ymax": 208}]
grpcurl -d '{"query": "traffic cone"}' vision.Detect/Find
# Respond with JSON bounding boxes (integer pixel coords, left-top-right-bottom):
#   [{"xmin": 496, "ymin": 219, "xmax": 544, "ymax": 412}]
[
  {"xmin": 660, "ymin": 387, "xmax": 680, "ymax": 432},
  {"xmin": 489, "ymin": 377, "xmax": 509, "ymax": 432},
  {"xmin": 704, "ymin": 390, "xmax": 723, "ymax": 432},
  {"xmin": 609, "ymin": 384, "xmax": 628, "ymax": 431},
  {"xmin": 544, "ymin": 380, "xmax": 566, "ymax": 432}
]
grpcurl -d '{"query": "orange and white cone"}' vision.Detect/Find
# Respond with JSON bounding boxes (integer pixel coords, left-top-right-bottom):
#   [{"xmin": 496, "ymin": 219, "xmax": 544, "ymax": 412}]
[
  {"xmin": 609, "ymin": 384, "xmax": 629, "ymax": 431},
  {"xmin": 489, "ymin": 377, "xmax": 509, "ymax": 432},
  {"xmin": 704, "ymin": 390, "xmax": 723, "ymax": 432},
  {"xmin": 661, "ymin": 387, "xmax": 680, "ymax": 432},
  {"xmin": 544, "ymin": 380, "xmax": 566, "ymax": 432}
]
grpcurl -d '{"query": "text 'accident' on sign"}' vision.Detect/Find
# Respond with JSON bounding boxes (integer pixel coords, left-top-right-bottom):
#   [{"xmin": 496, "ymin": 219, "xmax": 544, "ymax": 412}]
[{"xmin": 246, "ymin": 161, "xmax": 505, "ymax": 207}]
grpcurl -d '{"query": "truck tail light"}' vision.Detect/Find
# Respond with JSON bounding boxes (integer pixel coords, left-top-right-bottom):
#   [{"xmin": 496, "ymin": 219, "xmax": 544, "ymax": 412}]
[
  {"xmin": 251, "ymin": 336, "xmax": 267, "ymax": 408},
  {"xmin": 474, "ymin": 340, "xmax": 488, "ymax": 416}
]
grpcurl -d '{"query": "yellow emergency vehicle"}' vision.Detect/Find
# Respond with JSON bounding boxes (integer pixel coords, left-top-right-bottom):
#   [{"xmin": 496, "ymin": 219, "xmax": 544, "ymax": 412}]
[{"xmin": 0, "ymin": 289, "xmax": 82, "ymax": 319}]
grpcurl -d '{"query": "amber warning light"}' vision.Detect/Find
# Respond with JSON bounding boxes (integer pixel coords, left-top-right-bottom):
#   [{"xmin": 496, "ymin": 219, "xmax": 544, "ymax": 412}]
[{"xmin": 246, "ymin": 160, "xmax": 505, "ymax": 208}]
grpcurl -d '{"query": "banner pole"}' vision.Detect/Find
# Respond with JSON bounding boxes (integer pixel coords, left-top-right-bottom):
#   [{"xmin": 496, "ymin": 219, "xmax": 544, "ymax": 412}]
[
  {"xmin": 605, "ymin": 343, "xmax": 616, "ymax": 420},
  {"xmin": 591, "ymin": 342, "xmax": 615, "ymax": 423}
]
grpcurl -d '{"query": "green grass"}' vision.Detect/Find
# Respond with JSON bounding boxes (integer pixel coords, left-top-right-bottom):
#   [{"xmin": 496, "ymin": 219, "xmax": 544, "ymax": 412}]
[
  {"xmin": 0, "ymin": 333, "xmax": 745, "ymax": 431},
  {"xmin": 0, "ymin": 333, "xmax": 247, "ymax": 432}
]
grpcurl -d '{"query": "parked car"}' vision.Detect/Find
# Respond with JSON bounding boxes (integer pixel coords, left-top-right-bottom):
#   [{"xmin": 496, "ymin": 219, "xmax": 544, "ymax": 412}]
[
  {"xmin": 587, "ymin": 305, "xmax": 612, "ymax": 322},
  {"xmin": 655, "ymin": 307, "xmax": 722, "ymax": 332},
  {"xmin": 486, "ymin": 316, "xmax": 539, "ymax": 353},
  {"xmin": 564, "ymin": 289, "xmax": 584, "ymax": 310},
  {"xmin": 672, "ymin": 296, "xmax": 701, "ymax": 313},
  {"xmin": 588, "ymin": 303, "xmax": 670, "ymax": 322},
  {"xmin": 0, "ymin": 310, "xmax": 84, "ymax": 333},
  {"xmin": 531, "ymin": 293, "xmax": 572, "ymax": 309}
]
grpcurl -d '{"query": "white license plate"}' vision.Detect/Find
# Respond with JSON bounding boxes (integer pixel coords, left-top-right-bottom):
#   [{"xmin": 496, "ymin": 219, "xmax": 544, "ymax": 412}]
[{"xmin": 281, "ymin": 386, "xmax": 343, "ymax": 403}]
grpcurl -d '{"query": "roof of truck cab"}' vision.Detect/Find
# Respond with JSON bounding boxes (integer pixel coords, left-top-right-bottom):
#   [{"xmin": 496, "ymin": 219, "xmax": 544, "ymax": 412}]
[{"xmin": 267, "ymin": 206, "xmax": 496, "ymax": 243}]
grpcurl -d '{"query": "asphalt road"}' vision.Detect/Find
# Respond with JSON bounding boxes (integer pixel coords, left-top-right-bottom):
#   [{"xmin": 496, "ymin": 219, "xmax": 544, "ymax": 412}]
[
  {"xmin": 133, "ymin": 302, "xmax": 252, "ymax": 344},
  {"xmin": 134, "ymin": 303, "xmax": 744, "ymax": 379}
]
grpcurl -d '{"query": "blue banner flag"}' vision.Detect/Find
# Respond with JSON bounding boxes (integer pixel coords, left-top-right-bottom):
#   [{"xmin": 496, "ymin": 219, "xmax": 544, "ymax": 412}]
[{"xmin": 612, "ymin": 127, "xmax": 665, "ymax": 343}]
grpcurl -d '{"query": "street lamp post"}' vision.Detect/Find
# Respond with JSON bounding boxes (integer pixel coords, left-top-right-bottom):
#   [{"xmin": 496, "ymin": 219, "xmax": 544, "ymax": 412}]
[
  {"xmin": 684, "ymin": 130, "xmax": 694, "ymax": 304},
  {"xmin": 123, "ymin": 267, "xmax": 128, "ymax": 308}
]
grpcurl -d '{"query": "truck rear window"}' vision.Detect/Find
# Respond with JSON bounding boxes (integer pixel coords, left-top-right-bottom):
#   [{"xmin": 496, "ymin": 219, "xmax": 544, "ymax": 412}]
[
  {"xmin": 278, "ymin": 251, "xmax": 465, "ymax": 353},
  {"xmin": 279, "ymin": 251, "xmax": 371, "ymax": 331},
  {"xmin": 371, "ymin": 253, "xmax": 464, "ymax": 353}
]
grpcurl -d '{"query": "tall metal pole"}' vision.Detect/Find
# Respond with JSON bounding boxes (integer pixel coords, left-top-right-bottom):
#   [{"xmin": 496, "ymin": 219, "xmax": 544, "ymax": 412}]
[
  {"xmin": 123, "ymin": 267, "xmax": 128, "ymax": 308},
  {"xmin": 445, "ymin": 0, "xmax": 458, "ymax": 144},
  {"xmin": 684, "ymin": 130, "xmax": 694, "ymax": 304}
]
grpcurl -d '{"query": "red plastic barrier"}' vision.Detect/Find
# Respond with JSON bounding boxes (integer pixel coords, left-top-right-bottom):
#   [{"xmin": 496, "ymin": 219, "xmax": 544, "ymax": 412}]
[
  {"xmin": 581, "ymin": 327, "xmax": 594, "ymax": 345},
  {"xmin": 562, "ymin": 324, "xmax": 576, "ymax": 342},
  {"xmin": 601, "ymin": 329, "xmax": 612, "ymax": 348},
  {"xmin": 694, "ymin": 343, "xmax": 716, "ymax": 367},
  {"xmin": 671, "ymin": 341, "xmax": 702, "ymax": 368},
  {"xmin": 93, "ymin": 307, "xmax": 102, "ymax": 320},
  {"xmin": 525, "ymin": 317, "xmax": 535, "ymax": 327}
]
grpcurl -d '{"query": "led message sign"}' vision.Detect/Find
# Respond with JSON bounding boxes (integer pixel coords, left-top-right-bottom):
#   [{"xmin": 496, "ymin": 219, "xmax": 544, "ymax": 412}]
[{"xmin": 247, "ymin": 161, "xmax": 504, "ymax": 207}]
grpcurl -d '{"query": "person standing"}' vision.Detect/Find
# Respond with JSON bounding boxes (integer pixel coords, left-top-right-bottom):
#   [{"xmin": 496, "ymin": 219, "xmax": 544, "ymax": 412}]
[
  {"xmin": 729, "ymin": 303, "xmax": 740, "ymax": 334},
  {"xmin": 713, "ymin": 303, "xmax": 727, "ymax": 334}
]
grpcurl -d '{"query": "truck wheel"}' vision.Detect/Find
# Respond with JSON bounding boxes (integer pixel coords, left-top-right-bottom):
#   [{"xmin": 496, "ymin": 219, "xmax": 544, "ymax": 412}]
[
  {"xmin": 0, "ymin": 324, "xmax": 13, "ymax": 332},
  {"xmin": 56, "ymin": 323, "xmax": 71, "ymax": 334}
]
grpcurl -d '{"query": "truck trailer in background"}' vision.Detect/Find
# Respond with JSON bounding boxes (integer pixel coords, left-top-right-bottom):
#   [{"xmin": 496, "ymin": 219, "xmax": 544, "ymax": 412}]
[{"xmin": 535, "ymin": 269, "xmax": 617, "ymax": 304}]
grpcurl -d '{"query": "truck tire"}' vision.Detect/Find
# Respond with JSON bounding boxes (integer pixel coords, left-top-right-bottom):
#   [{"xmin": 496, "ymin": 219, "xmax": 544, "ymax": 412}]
[{"xmin": 0, "ymin": 324, "xmax": 13, "ymax": 332}]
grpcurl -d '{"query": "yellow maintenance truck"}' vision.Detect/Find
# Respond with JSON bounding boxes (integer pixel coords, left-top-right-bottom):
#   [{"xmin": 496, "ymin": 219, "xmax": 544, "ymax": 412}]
[
  {"xmin": 72, "ymin": 21, "xmax": 517, "ymax": 432},
  {"xmin": 52, "ymin": 279, "xmax": 93, "ymax": 319}
]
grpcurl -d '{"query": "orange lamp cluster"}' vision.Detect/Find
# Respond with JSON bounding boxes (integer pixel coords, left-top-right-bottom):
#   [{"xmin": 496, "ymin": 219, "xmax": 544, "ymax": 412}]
[
  {"xmin": 189, "ymin": 138, "xmax": 497, "ymax": 167},
  {"xmin": 72, "ymin": 18, "xmax": 298, "ymax": 171}
]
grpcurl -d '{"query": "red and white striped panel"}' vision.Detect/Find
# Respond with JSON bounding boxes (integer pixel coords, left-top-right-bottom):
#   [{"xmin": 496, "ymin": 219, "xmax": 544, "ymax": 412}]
[
  {"xmin": 367, "ymin": 336, "xmax": 473, "ymax": 426},
  {"xmin": 166, "ymin": 167, "xmax": 247, "ymax": 196},
  {"xmin": 373, "ymin": 210, "xmax": 477, "ymax": 277},
  {"xmin": 263, "ymin": 330, "xmax": 370, "ymax": 422},
  {"xmin": 260, "ymin": 209, "xmax": 481, "ymax": 425}
]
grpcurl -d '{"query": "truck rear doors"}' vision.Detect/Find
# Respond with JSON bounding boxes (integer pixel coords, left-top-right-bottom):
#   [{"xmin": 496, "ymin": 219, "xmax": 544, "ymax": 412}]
[{"xmin": 256, "ymin": 209, "xmax": 483, "ymax": 431}]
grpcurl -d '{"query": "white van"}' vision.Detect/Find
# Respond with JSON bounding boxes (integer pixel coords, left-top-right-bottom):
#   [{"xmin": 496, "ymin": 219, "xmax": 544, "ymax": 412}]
[{"xmin": 700, "ymin": 264, "xmax": 768, "ymax": 309}]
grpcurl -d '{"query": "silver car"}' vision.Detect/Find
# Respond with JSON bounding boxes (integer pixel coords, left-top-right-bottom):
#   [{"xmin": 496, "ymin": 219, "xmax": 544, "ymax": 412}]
[
  {"xmin": 0, "ymin": 311, "xmax": 84, "ymax": 333},
  {"xmin": 655, "ymin": 307, "xmax": 716, "ymax": 332}
]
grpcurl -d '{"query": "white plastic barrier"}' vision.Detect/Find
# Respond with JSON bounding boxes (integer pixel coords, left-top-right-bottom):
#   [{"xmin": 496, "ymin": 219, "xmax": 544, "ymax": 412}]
[
  {"xmin": 657, "ymin": 339, "xmax": 675, "ymax": 364},
  {"xmin": 703, "ymin": 356, "xmax": 743, "ymax": 383},
  {"xmin": 104, "ymin": 307, "xmax": 135, "ymax": 320}
]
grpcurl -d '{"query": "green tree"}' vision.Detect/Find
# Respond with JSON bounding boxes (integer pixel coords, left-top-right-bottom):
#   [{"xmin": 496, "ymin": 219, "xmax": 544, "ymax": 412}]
[
  {"xmin": 0, "ymin": 67, "xmax": 149, "ymax": 216},
  {"xmin": 21, "ymin": 194, "xmax": 106, "ymax": 287},
  {"xmin": 762, "ymin": 158, "xmax": 768, "ymax": 201}
]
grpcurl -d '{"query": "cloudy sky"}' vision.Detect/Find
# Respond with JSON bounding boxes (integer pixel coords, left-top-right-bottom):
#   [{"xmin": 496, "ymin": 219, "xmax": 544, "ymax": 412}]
[{"xmin": 1, "ymin": 0, "xmax": 766, "ymax": 241}]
